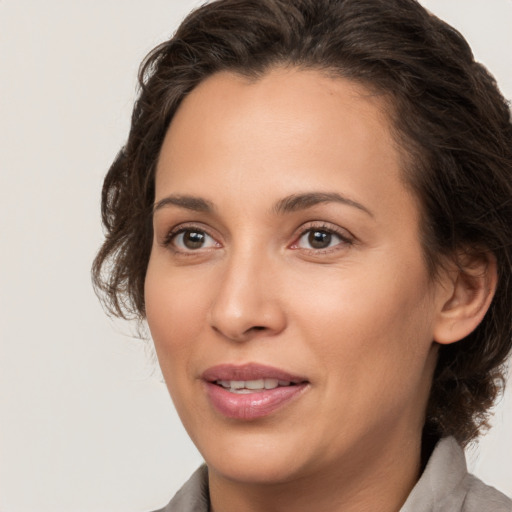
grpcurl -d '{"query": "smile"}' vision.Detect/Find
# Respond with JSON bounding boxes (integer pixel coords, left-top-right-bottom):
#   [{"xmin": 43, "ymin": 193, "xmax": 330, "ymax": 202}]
[
  {"xmin": 215, "ymin": 378, "xmax": 294, "ymax": 393},
  {"xmin": 202, "ymin": 364, "xmax": 309, "ymax": 420}
]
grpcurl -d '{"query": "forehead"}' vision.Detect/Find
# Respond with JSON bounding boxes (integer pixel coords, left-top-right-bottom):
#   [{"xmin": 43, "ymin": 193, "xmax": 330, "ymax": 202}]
[
  {"xmin": 155, "ymin": 67, "xmax": 416, "ymax": 223},
  {"xmin": 162, "ymin": 67, "xmax": 396, "ymax": 154}
]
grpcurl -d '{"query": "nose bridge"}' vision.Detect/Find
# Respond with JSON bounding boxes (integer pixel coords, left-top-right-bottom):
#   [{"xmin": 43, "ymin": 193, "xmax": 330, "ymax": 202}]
[{"xmin": 208, "ymin": 239, "xmax": 285, "ymax": 341}]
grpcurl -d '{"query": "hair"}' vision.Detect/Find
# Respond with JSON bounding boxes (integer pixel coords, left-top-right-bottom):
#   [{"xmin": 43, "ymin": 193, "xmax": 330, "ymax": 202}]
[{"xmin": 92, "ymin": 0, "xmax": 512, "ymax": 445}]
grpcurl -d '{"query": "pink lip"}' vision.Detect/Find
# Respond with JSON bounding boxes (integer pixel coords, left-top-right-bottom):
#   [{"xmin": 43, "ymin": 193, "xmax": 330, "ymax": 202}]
[
  {"xmin": 202, "ymin": 363, "xmax": 309, "ymax": 420},
  {"xmin": 202, "ymin": 363, "xmax": 306, "ymax": 383}
]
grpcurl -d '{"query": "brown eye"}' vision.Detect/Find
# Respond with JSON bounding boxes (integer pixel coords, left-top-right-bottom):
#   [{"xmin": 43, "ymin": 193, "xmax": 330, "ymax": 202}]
[
  {"xmin": 184, "ymin": 230, "xmax": 205, "ymax": 249},
  {"xmin": 173, "ymin": 229, "xmax": 216, "ymax": 251},
  {"xmin": 308, "ymin": 230, "xmax": 332, "ymax": 249},
  {"xmin": 296, "ymin": 227, "xmax": 349, "ymax": 251}
]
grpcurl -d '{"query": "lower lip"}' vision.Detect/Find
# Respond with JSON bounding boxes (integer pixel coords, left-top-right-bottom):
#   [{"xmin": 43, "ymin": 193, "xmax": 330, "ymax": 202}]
[{"xmin": 204, "ymin": 382, "xmax": 308, "ymax": 420}]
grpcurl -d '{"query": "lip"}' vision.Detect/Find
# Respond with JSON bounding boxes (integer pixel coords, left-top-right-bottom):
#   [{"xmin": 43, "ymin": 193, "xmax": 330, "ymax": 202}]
[
  {"xmin": 202, "ymin": 363, "xmax": 307, "ymax": 383},
  {"xmin": 202, "ymin": 363, "xmax": 309, "ymax": 420}
]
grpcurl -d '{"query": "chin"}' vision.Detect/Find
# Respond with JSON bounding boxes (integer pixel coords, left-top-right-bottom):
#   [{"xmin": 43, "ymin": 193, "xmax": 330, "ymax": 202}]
[
  {"xmin": 195, "ymin": 426, "xmax": 313, "ymax": 485},
  {"xmin": 209, "ymin": 451, "xmax": 305, "ymax": 485}
]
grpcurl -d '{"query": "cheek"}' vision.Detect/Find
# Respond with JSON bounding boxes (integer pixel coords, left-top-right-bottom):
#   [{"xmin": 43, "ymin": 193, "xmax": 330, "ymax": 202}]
[
  {"xmin": 303, "ymin": 276, "xmax": 435, "ymax": 438},
  {"xmin": 144, "ymin": 258, "xmax": 210, "ymax": 368},
  {"xmin": 290, "ymin": 261, "xmax": 435, "ymax": 387}
]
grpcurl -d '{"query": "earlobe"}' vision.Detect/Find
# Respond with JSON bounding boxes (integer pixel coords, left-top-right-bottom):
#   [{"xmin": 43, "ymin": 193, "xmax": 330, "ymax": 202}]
[{"xmin": 433, "ymin": 252, "xmax": 497, "ymax": 345}]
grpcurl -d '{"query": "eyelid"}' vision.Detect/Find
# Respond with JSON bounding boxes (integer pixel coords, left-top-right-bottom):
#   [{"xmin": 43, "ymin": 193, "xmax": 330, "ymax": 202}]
[
  {"xmin": 174, "ymin": 230, "xmax": 217, "ymax": 251},
  {"xmin": 160, "ymin": 222, "xmax": 222, "ymax": 253},
  {"xmin": 157, "ymin": 220, "xmax": 354, "ymax": 255},
  {"xmin": 289, "ymin": 221, "xmax": 355, "ymax": 251}
]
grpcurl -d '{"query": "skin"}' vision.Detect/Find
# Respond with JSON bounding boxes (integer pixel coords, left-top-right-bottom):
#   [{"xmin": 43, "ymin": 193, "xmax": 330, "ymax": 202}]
[{"xmin": 145, "ymin": 68, "xmax": 494, "ymax": 512}]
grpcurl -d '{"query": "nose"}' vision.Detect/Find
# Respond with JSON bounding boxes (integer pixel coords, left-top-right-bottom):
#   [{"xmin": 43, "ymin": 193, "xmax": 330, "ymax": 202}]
[{"xmin": 208, "ymin": 250, "xmax": 287, "ymax": 342}]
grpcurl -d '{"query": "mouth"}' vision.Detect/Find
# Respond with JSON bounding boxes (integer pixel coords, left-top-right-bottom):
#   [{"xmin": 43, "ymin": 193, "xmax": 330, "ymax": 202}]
[
  {"xmin": 201, "ymin": 363, "xmax": 309, "ymax": 420},
  {"xmin": 214, "ymin": 378, "xmax": 300, "ymax": 394}
]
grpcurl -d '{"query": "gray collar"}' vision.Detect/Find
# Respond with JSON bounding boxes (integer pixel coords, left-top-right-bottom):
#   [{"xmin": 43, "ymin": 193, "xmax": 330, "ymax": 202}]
[{"xmin": 400, "ymin": 437, "xmax": 511, "ymax": 511}]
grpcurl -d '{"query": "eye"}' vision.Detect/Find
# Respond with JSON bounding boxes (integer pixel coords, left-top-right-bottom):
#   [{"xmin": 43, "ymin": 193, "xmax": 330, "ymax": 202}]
[
  {"xmin": 294, "ymin": 226, "xmax": 352, "ymax": 251},
  {"xmin": 298, "ymin": 229, "xmax": 339, "ymax": 250},
  {"xmin": 171, "ymin": 228, "xmax": 218, "ymax": 251}
]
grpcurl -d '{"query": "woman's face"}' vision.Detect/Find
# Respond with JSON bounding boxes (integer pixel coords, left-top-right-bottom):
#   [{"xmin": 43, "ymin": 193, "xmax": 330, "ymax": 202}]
[{"xmin": 145, "ymin": 68, "xmax": 447, "ymax": 485}]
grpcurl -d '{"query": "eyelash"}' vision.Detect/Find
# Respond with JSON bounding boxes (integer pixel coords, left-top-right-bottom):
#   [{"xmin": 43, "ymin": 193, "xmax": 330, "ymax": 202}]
[
  {"xmin": 162, "ymin": 224, "xmax": 219, "ymax": 255},
  {"xmin": 291, "ymin": 222, "xmax": 354, "ymax": 254},
  {"xmin": 161, "ymin": 222, "xmax": 354, "ymax": 255}
]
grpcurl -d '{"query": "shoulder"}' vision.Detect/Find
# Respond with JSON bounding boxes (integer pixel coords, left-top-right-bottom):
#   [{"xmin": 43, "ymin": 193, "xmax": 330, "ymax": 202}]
[
  {"xmin": 401, "ymin": 437, "xmax": 512, "ymax": 512},
  {"xmin": 460, "ymin": 473, "xmax": 512, "ymax": 512},
  {"xmin": 149, "ymin": 465, "xmax": 209, "ymax": 512}
]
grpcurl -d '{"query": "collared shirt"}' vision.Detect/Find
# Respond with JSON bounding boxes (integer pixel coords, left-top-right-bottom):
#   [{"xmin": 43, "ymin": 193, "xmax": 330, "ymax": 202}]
[{"xmin": 152, "ymin": 437, "xmax": 511, "ymax": 512}]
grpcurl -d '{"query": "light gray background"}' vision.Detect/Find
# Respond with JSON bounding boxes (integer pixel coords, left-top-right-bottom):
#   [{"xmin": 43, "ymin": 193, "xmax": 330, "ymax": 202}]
[{"xmin": 0, "ymin": 1, "xmax": 511, "ymax": 511}]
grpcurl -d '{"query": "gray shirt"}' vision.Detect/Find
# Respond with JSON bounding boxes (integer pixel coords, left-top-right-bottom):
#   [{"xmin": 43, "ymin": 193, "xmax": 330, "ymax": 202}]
[{"xmin": 153, "ymin": 437, "xmax": 511, "ymax": 511}]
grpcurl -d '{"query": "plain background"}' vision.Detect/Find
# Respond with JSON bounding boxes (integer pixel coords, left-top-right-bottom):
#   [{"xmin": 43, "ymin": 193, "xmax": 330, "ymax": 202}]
[{"xmin": 0, "ymin": 1, "xmax": 511, "ymax": 511}]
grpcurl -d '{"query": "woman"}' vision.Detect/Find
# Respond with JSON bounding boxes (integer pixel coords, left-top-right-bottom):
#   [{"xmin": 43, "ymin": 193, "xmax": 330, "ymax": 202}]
[{"xmin": 93, "ymin": 0, "xmax": 512, "ymax": 510}]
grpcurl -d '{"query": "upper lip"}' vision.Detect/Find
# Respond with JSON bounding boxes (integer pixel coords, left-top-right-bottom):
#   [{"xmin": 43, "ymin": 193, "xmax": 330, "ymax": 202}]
[{"xmin": 202, "ymin": 363, "xmax": 308, "ymax": 383}]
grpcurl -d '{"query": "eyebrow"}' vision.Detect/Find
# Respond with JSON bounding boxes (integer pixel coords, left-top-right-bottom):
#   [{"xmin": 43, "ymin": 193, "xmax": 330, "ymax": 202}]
[
  {"xmin": 153, "ymin": 195, "xmax": 215, "ymax": 213},
  {"xmin": 272, "ymin": 192, "xmax": 373, "ymax": 217},
  {"xmin": 153, "ymin": 191, "xmax": 373, "ymax": 217}
]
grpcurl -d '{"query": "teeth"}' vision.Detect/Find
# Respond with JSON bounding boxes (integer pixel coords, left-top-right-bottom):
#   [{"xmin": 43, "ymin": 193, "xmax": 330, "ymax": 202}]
[
  {"xmin": 245, "ymin": 379, "xmax": 264, "ymax": 390},
  {"xmin": 264, "ymin": 379, "xmax": 279, "ymax": 389},
  {"xmin": 216, "ymin": 378, "xmax": 287, "ymax": 392}
]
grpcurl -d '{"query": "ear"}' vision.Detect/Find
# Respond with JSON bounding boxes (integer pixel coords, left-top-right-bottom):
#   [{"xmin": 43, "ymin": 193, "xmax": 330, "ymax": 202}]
[{"xmin": 433, "ymin": 251, "xmax": 497, "ymax": 345}]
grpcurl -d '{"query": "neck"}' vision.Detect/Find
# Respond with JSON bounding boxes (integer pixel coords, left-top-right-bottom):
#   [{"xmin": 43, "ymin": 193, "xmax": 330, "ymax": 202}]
[{"xmin": 208, "ymin": 427, "xmax": 424, "ymax": 512}]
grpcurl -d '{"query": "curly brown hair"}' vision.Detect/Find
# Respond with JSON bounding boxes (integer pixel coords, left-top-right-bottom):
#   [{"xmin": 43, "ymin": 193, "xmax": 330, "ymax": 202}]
[{"xmin": 92, "ymin": 0, "xmax": 512, "ymax": 445}]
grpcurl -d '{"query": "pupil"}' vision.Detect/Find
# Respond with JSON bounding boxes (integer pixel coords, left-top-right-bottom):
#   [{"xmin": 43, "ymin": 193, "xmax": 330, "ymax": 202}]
[
  {"xmin": 308, "ymin": 230, "xmax": 331, "ymax": 249},
  {"xmin": 184, "ymin": 231, "xmax": 205, "ymax": 249}
]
